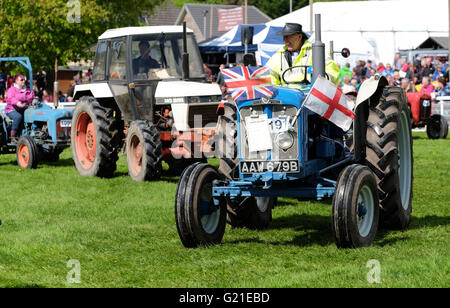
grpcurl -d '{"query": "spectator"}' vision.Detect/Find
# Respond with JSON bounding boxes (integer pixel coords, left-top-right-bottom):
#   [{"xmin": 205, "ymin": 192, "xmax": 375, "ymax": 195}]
[
  {"xmin": 432, "ymin": 63, "xmax": 448, "ymax": 82},
  {"xmin": 58, "ymin": 91, "xmax": 67, "ymax": 102},
  {"xmin": 365, "ymin": 60, "xmax": 374, "ymax": 78},
  {"xmin": 41, "ymin": 89, "xmax": 53, "ymax": 103},
  {"xmin": 0, "ymin": 72, "xmax": 6, "ymax": 97},
  {"xmin": 356, "ymin": 75, "xmax": 367, "ymax": 91},
  {"xmin": 419, "ymin": 76, "xmax": 434, "ymax": 95},
  {"xmin": 377, "ymin": 62, "xmax": 386, "ymax": 74},
  {"xmin": 7, "ymin": 74, "xmax": 14, "ymax": 89},
  {"xmin": 386, "ymin": 74, "xmax": 394, "ymax": 86},
  {"xmin": 383, "ymin": 63, "xmax": 394, "ymax": 77},
  {"xmin": 434, "ymin": 77, "xmax": 450, "ymax": 96},
  {"xmin": 339, "ymin": 62, "xmax": 352, "ymax": 85},
  {"xmin": 401, "ymin": 78, "xmax": 416, "ymax": 93},
  {"xmin": 394, "ymin": 53, "xmax": 402, "ymax": 71},
  {"xmin": 421, "ymin": 57, "xmax": 434, "ymax": 79},
  {"xmin": 392, "ymin": 70, "xmax": 401, "ymax": 86},
  {"xmin": 401, "ymin": 58, "xmax": 409, "ymax": 73},
  {"xmin": 67, "ymin": 79, "xmax": 77, "ymax": 102},
  {"xmin": 341, "ymin": 75, "xmax": 356, "ymax": 94}
]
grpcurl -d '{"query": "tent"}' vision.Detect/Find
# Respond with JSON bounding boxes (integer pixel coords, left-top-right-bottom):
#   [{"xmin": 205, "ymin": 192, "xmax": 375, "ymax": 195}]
[
  {"xmin": 267, "ymin": 0, "xmax": 449, "ymax": 66},
  {"xmin": 199, "ymin": 24, "xmax": 283, "ymax": 65}
]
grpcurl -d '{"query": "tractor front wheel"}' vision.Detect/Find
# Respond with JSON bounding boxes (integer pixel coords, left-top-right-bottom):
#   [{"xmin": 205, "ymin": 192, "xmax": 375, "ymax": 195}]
[
  {"xmin": 426, "ymin": 114, "xmax": 448, "ymax": 139},
  {"xmin": 126, "ymin": 120, "xmax": 162, "ymax": 181},
  {"xmin": 332, "ymin": 164, "xmax": 379, "ymax": 248},
  {"xmin": 175, "ymin": 163, "xmax": 226, "ymax": 248},
  {"xmin": 16, "ymin": 136, "xmax": 39, "ymax": 169}
]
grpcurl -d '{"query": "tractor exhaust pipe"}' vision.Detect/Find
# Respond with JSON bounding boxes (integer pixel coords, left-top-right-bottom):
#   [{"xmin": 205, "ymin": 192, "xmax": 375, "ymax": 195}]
[
  {"xmin": 182, "ymin": 22, "xmax": 189, "ymax": 80},
  {"xmin": 312, "ymin": 14, "xmax": 325, "ymax": 83}
]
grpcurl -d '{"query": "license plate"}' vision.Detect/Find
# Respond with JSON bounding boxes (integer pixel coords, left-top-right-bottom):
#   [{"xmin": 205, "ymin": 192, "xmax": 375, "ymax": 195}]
[
  {"xmin": 60, "ymin": 119, "xmax": 72, "ymax": 128},
  {"xmin": 269, "ymin": 116, "xmax": 290, "ymax": 133},
  {"xmin": 240, "ymin": 160, "xmax": 299, "ymax": 174}
]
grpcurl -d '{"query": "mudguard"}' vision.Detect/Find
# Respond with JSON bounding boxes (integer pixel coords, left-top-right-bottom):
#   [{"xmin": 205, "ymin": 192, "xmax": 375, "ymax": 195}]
[{"xmin": 353, "ymin": 74, "xmax": 388, "ymax": 162}]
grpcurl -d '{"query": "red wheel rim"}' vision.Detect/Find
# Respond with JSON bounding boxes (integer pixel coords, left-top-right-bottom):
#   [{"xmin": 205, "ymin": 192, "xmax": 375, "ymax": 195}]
[
  {"xmin": 18, "ymin": 143, "xmax": 30, "ymax": 167},
  {"xmin": 129, "ymin": 135, "xmax": 143, "ymax": 175},
  {"xmin": 75, "ymin": 112, "xmax": 96, "ymax": 170}
]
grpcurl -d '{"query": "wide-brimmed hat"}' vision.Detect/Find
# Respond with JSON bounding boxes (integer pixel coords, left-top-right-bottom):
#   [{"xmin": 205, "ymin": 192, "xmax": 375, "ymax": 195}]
[{"xmin": 276, "ymin": 23, "xmax": 306, "ymax": 36}]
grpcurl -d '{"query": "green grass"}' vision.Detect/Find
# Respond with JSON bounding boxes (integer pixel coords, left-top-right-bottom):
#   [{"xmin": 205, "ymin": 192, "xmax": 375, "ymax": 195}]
[{"xmin": 0, "ymin": 131, "xmax": 448, "ymax": 287}]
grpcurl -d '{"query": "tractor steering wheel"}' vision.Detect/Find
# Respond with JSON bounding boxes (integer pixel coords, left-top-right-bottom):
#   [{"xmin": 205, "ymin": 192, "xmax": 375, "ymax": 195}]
[
  {"xmin": 281, "ymin": 65, "xmax": 311, "ymax": 85},
  {"xmin": 281, "ymin": 65, "xmax": 330, "ymax": 86}
]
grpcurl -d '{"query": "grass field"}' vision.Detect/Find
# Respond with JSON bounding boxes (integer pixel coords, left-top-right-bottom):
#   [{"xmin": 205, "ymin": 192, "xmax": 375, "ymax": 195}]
[{"xmin": 0, "ymin": 131, "xmax": 448, "ymax": 288}]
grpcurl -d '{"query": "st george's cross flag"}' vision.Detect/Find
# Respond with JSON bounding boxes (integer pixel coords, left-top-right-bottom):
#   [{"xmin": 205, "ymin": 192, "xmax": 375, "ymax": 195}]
[
  {"xmin": 303, "ymin": 75, "xmax": 355, "ymax": 131},
  {"xmin": 221, "ymin": 66, "xmax": 275, "ymax": 102}
]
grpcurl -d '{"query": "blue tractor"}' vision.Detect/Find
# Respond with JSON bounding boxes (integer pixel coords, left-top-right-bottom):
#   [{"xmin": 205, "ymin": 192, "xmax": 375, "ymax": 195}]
[
  {"xmin": 0, "ymin": 57, "xmax": 72, "ymax": 168},
  {"xmin": 175, "ymin": 16, "xmax": 413, "ymax": 249}
]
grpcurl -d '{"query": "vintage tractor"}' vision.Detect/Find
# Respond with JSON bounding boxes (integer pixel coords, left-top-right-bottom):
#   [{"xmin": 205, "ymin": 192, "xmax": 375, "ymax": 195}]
[
  {"xmin": 0, "ymin": 57, "xmax": 72, "ymax": 168},
  {"xmin": 175, "ymin": 15, "xmax": 413, "ymax": 249},
  {"xmin": 71, "ymin": 24, "xmax": 222, "ymax": 181},
  {"xmin": 406, "ymin": 92, "xmax": 448, "ymax": 139}
]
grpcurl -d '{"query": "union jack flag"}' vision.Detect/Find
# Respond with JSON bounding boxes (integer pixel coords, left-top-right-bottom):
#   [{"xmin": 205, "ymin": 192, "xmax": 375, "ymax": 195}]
[{"xmin": 221, "ymin": 66, "xmax": 275, "ymax": 102}]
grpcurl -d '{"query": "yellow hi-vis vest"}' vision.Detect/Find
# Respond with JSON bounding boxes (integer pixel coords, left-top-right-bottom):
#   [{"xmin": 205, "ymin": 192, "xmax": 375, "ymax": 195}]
[{"xmin": 266, "ymin": 39, "xmax": 340, "ymax": 88}]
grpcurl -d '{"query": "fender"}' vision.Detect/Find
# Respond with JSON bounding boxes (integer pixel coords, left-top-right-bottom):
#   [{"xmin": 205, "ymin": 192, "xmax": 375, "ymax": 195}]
[{"xmin": 353, "ymin": 74, "xmax": 388, "ymax": 162}]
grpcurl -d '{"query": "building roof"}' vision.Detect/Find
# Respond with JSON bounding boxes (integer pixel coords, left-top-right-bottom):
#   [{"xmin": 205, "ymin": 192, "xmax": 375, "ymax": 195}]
[
  {"xmin": 417, "ymin": 36, "xmax": 449, "ymax": 50},
  {"xmin": 176, "ymin": 3, "xmax": 271, "ymax": 42},
  {"xmin": 143, "ymin": 1, "xmax": 181, "ymax": 26}
]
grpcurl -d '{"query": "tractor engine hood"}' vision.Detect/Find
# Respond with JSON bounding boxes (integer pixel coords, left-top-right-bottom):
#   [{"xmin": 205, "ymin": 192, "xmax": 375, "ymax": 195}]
[
  {"xmin": 24, "ymin": 103, "xmax": 72, "ymax": 122},
  {"xmin": 154, "ymin": 80, "xmax": 222, "ymax": 105}
]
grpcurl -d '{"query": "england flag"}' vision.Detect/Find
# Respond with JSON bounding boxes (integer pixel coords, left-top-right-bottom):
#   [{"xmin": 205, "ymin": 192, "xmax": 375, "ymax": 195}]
[{"xmin": 303, "ymin": 76, "xmax": 355, "ymax": 131}]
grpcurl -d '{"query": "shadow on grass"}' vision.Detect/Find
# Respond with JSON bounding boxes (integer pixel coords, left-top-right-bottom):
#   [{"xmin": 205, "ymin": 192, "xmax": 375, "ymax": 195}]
[
  {"xmin": 228, "ymin": 213, "xmax": 450, "ymax": 248},
  {"xmin": 40, "ymin": 158, "xmax": 74, "ymax": 167}
]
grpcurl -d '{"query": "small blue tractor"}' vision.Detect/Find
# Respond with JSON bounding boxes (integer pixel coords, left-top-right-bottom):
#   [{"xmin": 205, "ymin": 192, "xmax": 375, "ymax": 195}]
[
  {"xmin": 175, "ymin": 16, "xmax": 413, "ymax": 249},
  {"xmin": 0, "ymin": 57, "xmax": 72, "ymax": 168}
]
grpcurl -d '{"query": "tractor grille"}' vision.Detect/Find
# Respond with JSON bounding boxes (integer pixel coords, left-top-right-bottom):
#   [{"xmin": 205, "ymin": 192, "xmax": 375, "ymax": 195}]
[
  {"xmin": 419, "ymin": 97, "xmax": 431, "ymax": 121},
  {"xmin": 239, "ymin": 104, "xmax": 299, "ymax": 161},
  {"xmin": 188, "ymin": 104, "xmax": 219, "ymax": 128},
  {"xmin": 56, "ymin": 118, "xmax": 72, "ymax": 141}
]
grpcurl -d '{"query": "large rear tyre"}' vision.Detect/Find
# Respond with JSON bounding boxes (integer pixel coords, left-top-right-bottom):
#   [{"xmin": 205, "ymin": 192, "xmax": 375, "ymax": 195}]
[
  {"xmin": 126, "ymin": 120, "xmax": 162, "ymax": 181},
  {"xmin": 16, "ymin": 136, "xmax": 39, "ymax": 169},
  {"xmin": 175, "ymin": 163, "xmax": 226, "ymax": 248},
  {"xmin": 226, "ymin": 197, "xmax": 275, "ymax": 230},
  {"xmin": 332, "ymin": 164, "xmax": 379, "ymax": 248},
  {"xmin": 426, "ymin": 114, "xmax": 448, "ymax": 139},
  {"xmin": 366, "ymin": 86, "xmax": 413, "ymax": 229},
  {"xmin": 71, "ymin": 97, "xmax": 121, "ymax": 178}
]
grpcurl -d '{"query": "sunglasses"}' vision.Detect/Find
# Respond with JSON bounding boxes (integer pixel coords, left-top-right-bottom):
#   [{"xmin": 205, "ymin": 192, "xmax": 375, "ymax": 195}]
[{"xmin": 18, "ymin": 79, "xmax": 25, "ymax": 81}]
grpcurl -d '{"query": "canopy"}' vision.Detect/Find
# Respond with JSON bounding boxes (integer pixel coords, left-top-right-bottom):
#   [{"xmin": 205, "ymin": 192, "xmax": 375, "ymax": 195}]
[
  {"xmin": 199, "ymin": 24, "xmax": 284, "ymax": 65},
  {"xmin": 267, "ymin": 0, "xmax": 449, "ymax": 65}
]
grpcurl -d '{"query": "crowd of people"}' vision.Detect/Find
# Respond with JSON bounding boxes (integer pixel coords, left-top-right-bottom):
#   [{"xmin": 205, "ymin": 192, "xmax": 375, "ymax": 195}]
[{"xmin": 338, "ymin": 53, "xmax": 450, "ymax": 98}]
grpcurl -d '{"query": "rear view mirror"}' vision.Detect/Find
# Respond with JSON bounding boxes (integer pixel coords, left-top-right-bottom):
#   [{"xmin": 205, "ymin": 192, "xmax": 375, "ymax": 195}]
[{"xmin": 341, "ymin": 48, "xmax": 350, "ymax": 58}]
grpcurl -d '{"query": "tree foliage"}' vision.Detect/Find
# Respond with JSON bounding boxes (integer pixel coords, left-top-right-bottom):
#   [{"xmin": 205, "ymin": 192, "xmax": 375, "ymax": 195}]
[{"xmin": 0, "ymin": 0, "xmax": 163, "ymax": 72}]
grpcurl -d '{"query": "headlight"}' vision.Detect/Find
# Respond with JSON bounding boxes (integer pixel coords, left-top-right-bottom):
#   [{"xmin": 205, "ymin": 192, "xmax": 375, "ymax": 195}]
[{"xmin": 275, "ymin": 132, "xmax": 294, "ymax": 150}]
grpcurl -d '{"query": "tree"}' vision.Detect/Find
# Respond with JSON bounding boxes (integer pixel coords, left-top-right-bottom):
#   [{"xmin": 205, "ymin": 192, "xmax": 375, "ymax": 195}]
[{"xmin": 0, "ymin": 0, "xmax": 163, "ymax": 72}]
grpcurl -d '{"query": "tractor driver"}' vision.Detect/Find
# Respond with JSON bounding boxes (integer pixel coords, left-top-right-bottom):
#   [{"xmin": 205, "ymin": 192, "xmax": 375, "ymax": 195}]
[
  {"xmin": 266, "ymin": 23, "xmax": 340, "ymax": 88},
  {"xmin": 133, "ymin": 40, "xmax": 161, "ymax": 77},
  {"xmin": 5, "ymin": 74, "xmax": 35, "ymax": 143}
]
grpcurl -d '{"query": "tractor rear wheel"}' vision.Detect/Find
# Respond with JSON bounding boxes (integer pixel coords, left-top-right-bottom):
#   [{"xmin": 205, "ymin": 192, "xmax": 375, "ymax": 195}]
[
  {"xmin": 332, "ymin": 164, "xmax": 379, "ymax": 248},
  {"xmin": 71, "ymin": 97, "xmax": 121, "ymax": 178},
  {"xmin": 426, "ymin": 114, "xmax": 448, "ymax": 139},
  {"xmin": 16, "ymin": 136, "xmax": 39, "ymax": 169},
  {"xmin": 126, "ymin": 120, "xmax": 162, "ymax": 181},
  {"xmin": 175, "ymin": 163, "xmax": 226, "ymax": 248},
  {"xmin": 365, "ymin": 86, "xmax": 413, "ymax": 229}
]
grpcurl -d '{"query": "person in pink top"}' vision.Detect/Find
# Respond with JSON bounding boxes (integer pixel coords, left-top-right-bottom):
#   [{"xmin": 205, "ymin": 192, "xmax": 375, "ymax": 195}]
[
  {"xmin": 419, "ymin": 76, "xmax": 434, "ymax": 95},
  {"xmin": 5, "ymin": 74, "xmax": 35, "ymax": 141}
]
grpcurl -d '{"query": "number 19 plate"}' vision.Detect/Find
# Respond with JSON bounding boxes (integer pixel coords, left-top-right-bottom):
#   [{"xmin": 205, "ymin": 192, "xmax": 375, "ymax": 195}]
[
  {"xmin": 60, "ymin": 120, "xmax": 72, "ymax": 127},
  {"xmin": 240, "ymin": 160, "xmax": 299, "ymax": 174}
]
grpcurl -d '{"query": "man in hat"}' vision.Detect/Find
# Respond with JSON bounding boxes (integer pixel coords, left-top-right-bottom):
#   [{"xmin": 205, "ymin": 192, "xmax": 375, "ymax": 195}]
[{"xmin": 266, "ymin": 23, "xmax": 340, "ymax": 87}]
